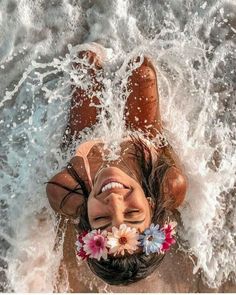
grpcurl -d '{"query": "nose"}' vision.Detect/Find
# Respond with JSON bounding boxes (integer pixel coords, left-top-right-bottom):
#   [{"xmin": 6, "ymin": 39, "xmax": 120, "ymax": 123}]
[
  {"xmin": 104, "ymin": 193, "xmax": 125, "ymax": 226},
  {"xmin": 104, "ymin": 192, "xmax": 124, "ymax": 205}
]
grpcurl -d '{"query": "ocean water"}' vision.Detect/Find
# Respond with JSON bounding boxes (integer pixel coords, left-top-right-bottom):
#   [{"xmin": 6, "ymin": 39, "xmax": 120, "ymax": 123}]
[{"xmin": 0, "ymin": 0, "xmax": 236, "ymax": 292}]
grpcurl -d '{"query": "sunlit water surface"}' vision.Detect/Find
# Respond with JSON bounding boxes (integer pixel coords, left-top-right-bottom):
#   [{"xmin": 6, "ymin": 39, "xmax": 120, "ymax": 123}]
[{"xmin": 0, "ymin": 0, "xmax": 235, "ymax": 292}]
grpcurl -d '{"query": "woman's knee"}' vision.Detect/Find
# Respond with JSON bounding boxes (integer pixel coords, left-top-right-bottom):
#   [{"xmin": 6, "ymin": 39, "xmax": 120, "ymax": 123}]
[{"xmin": 132, "ymin": 60, "xmax": 157, "ymax": 83}]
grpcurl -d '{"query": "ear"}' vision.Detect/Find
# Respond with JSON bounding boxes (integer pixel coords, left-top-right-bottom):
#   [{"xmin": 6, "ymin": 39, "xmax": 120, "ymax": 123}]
[{"xmin": 147, "ymin": 197, "xmax": 155, "ymax": 212}]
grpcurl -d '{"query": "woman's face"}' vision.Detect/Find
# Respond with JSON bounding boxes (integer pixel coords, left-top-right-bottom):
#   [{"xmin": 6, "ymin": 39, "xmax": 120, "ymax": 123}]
[{"xmin": 87, "ymin": 167, "xmax": 153, "ymax": 232}]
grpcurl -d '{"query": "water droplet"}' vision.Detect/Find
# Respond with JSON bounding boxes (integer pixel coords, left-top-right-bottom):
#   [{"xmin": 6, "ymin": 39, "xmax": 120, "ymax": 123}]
[{"xmin": 21, "ymin": 104, "xmax": 27, "ymax": 110}]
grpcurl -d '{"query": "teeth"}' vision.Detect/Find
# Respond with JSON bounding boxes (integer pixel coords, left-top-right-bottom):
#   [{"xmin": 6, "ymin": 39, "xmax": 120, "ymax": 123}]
[{"xmin": 101, "ymin": 182, "xmax": 124, "ymax": 193}]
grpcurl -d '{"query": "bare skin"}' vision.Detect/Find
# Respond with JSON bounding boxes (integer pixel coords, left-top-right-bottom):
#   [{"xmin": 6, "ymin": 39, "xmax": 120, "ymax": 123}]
[
  {"xmin": 125, "ymin": 56, "xmax": 162, "ymax": 136},
  {"xmin": 87, "ymin": 166, "xmax": 153, "ymax": 232},
  {"xmin": 67, "ymin": 51, "xmax": 103, "ymax": 137},
  {"xmin": 60, "ymin": 51, "xmax": 103, "ymax": 150}
]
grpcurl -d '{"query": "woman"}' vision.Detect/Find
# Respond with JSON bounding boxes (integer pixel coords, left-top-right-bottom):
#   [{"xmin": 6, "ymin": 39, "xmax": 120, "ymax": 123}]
[{"xmin": 46, "ymin": 48, "xmax": 188, "ymax": 288}]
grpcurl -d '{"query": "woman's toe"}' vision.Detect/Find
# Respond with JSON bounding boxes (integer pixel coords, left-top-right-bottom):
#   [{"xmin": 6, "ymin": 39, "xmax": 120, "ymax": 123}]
[{"xmin": 77, "ymin": 50, "xmax": 102, "ymax": 69}]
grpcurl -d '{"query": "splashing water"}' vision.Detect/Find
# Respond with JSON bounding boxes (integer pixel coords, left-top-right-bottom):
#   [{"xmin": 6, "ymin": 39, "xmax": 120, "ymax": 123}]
[{"xmin": 0, "ymin": 0, "xmax": 236, "ymax": 292}]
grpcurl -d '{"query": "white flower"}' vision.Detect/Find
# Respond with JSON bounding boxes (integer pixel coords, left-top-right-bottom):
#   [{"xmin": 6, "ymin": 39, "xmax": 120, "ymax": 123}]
[
  {"xmin": 75, "ymin": 240, "xmax": 83, "ymax": 252},
  {"xmin": 107, "ymin": 224, "xmax": 140, "ymax": 256}
]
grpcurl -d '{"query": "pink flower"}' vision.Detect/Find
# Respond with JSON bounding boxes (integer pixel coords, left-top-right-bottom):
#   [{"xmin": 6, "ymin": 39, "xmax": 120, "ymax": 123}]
[
  {"xmin": 107, "ymin": 224, "xmax": 140, "ymax": 256},
  {"xmin": 160, "ymin": 221, "xmax": 177, "ymax": 253},
  {"xmin": 82, "ymin": 230, "xmax": 108, "ymax": 261},
  {"xmin": 77, "ymin": 247, "xmax": 90, "ymax": 260},
  {"xmin": 78, "ymin": 231, "xmax": 88, "ymax": 243},
  {"xmin": 76, "ymin": 231, "xmax": 89, "ymax": 260}
]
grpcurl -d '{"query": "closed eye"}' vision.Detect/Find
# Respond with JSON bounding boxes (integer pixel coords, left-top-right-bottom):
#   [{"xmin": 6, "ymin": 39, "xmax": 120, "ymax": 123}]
[
  {"xmin": 94, "ymin": 216, "xmax": 109, "ymax": 221},
  {"xmin": 125, "ymin": 209, "xmax": 140, "ymax": 217}
]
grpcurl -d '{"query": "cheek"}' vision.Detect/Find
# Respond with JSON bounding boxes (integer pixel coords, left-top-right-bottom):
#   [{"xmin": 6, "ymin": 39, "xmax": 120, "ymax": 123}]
[
  {"xmin": 129, "ymin": 192, "xmax": 152, "ymax": 217},
  {"xmin": 87, "ymin": 190, "xmax": 96, "ymax": 214},
  {"xmin": 129, "ymin": 189, "xmax": 149, "ymax": 208},
  {"xmin": 87, "ymin": 198, "xmax": 95, "ymax": 216},
  {"xmin": 87, "ymin": 198, "xmax": 103, "ymax": 220}
]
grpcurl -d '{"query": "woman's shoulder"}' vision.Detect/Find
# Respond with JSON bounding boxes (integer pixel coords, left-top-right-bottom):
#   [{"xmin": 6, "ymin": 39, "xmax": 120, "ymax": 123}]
[
  {"xmin": 132, "ymin": 135, "xmax": 188, "ymax": 209},
  {"xmin": 46, "ymin": 138, "xmax": 104, "ymax": 216},
  {"xmin": 46, "ymin": 156, "xmax": 89, "ymax": 216}
]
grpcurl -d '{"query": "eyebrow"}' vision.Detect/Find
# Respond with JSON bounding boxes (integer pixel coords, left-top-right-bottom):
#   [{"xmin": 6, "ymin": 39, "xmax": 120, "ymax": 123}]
[{"xmin": 94, "ymin": 218, "xmax": 145, "ymax": 231}]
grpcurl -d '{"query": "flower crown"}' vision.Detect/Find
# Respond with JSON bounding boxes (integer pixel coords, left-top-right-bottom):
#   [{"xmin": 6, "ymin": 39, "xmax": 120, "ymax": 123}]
[{"xmin": 75, "ymin": 221, "xmax": 177, "ymax": 261}]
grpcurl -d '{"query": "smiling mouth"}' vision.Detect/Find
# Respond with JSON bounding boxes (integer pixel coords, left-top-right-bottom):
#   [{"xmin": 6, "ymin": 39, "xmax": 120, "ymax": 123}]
[
  {"xmin": 99, "ymin": 178, "xmax": 129, "ymax": 194},
  {"xmin": 101, "ymin": 181, "xmax": 125, "ymax": 192}
]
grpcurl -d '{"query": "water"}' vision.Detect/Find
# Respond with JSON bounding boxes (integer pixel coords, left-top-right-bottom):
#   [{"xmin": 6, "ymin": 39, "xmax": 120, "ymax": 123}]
[{"xmin": 0, "ymin": 0, "xmax": 235, "ymax": 292}]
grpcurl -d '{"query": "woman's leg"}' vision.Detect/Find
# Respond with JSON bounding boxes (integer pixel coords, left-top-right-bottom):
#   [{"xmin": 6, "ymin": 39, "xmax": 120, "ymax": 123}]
[
  {"xmin": 61, "ymin": 51, "xmax": 103, "ymax": 150},
  {"xmin": 125, "ymin": 57, "xmax": 162, "ymax": 138}
]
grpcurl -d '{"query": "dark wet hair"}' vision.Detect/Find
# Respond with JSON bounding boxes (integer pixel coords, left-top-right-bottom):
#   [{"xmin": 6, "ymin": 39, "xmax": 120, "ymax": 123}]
[{"xmin": 48, "ymin": 135, "xmax": 176, "ymax": 285}]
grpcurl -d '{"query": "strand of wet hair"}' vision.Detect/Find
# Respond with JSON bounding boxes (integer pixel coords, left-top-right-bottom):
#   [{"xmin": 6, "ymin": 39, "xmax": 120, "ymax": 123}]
[
  {"xmin": 46, "ymin": 180, "xmax": 83, "ymax": 214},
  {"xmin": 66, "ymin": 162, "xmax": 89, "ymax": 198},
  {"xmin": 46, "ymin": 163, "xmax": 89, "ymax": 216}
]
